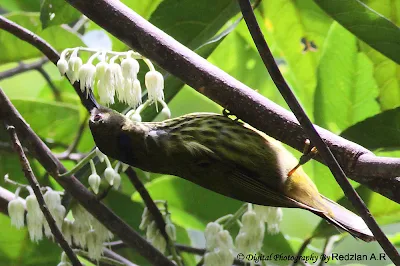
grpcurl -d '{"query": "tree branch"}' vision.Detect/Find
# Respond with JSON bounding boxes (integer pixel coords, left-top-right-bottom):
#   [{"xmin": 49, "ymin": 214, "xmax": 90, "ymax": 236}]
[
  {"xmin": 0, "ymin": 58, "xmax": 48, "ymax": 80},
  {"xmin": 61, "ymin": 0, "xmax": 400, "ymax": 203},
  {"xmin": 0, "ymin": 88, "xmax": 174, "ymax": 266},
  {"xmin": 4, "ymin": 122, "xmax": 81, "ymax": 266},
  {"xmin": 237, "ymin": 0, "xmax": 399, "ymax": 263}
]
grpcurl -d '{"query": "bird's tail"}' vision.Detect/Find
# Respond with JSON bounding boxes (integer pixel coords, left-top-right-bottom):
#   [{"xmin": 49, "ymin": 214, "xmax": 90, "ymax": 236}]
[{"xmin": 315, "ymin": 195, "xmax": 375, "ymax": 242}]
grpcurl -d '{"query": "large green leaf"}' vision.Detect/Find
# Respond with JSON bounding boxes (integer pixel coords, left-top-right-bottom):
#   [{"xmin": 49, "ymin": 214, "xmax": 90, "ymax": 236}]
[
  {"xmin": 11, "ymin": 99, "xmax": 80, "ymax": 144},
  {"xmin": 261, "ymin": 0, "xmax": 332, "ymax": 113},
  {"xmin": 40, "ymin": 0, "xmax": 81, "ymax": 29},
  {"xmin": 0, "ymin": 0, "xmax": 41, "ymax": 12},
  {"xmin": 0, "ymin": 214, "xmax": 62, "ymax": 265},
  {"xmin": 149, "ymin": 0, "xmax": 239, "ymax": 50},
  {"xmin": 340, "ymin": 107, "xmax": 400, "ymax": 150},
  {"xmin": 0, "ymin": 13, "xmax": 83, "ymax": 64},
  {"xmin": 313, "ymin": 0, "xmax": 400, "ymax": 64},
  {"xmin": 358, "ymin": 0, "xmax": 400, "ymax": 110},
  {"xmin": 314, "ymin": 22, "xmax": 380, "ymax": 134}
]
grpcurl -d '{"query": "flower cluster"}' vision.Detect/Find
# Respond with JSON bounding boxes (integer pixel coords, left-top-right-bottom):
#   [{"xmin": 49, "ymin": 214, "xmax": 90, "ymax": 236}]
[
  {"xmin": 254, "ymin": 205, "xmax": 283, "ymax": 234},
  {"xmin": 202, "ymin": 204, "xmax": 283, "ymax": 265},
  {"xmin": 7, "ymin": 179, "xmax": 113, "ymax": 261},
  {"xmin": 57, "ymin": 47, "xmax": 166, "ymax": 109},
  {"xmin": 65, "ymin": 204, "xmax": 114, "ymax": 260},
  {"xmin": 235, "ymin": 205, "xmax": 265, "ymax": 254},
  {"xmin": 139, "ymin": 205, "xmax": 178, "ymax": 254},
  {"xmin": 139, "ymin": 201, "xmax": 180, "ymax": 260},
  {"xmin": 203, "ymin": 222, "xmax": 235, "ymax": 266},
  {"xmin": 8, "ymin": 186, "xmax": 66, "ymax": 242}
]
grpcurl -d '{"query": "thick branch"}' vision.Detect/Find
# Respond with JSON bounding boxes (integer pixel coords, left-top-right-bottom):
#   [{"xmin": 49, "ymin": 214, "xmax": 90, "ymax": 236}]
[
  {"xmin": 0, "ymin": 88, "xmax": 174, "ymax": 266},
  {"xmin": 62, "ymin": 0, "xmax": 400, "ymax": 203},
  {"xmin": 237, "ymin": 0, "xmax": 399, "ymax": 263},
  {"xmin": 4, "ymin": 123, "xmax": 81, "ymax": 266}
]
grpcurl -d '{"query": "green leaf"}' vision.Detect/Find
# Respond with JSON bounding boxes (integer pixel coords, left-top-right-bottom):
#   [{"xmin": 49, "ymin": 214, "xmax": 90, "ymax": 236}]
[
  {"xmin": 0, "ymin": 214, "xmax": 61, "ymax": 265},
  {"xmin": 314, "ymin": 22, "xmax": 380, "ymax": 134},
  {"xmin": 11, "ymin": 99, "xmax": 80, "ymax": 145},
  {"xmin": 40, "ymin": 0, "xmax": 81, "ymax": 29},
  {"xmin": 340, "ymin": 107, "xmax": 400, "ymax": 150},
  {"xmin": 0, "ymin": 0, "xmax": 41, "ymax": 12},
  {"xmin": 141, "ymin": 0, "xmax": 241, "ymax": 120},
  {"xmin": 0, "ymin": 13, "xmax": 83, "ymax": 64},
  {"xmin": 313, "ymin": 0, "xmax": 400, "ymax": 64},
  {"xmin": 261, "ymin": 0, "xmax": 332, "ymax": 113},
  {"xmin": 149, "ymin": 0, "xmax": 239, "ymax": 50},
  {"xmin": 358, "ymin": 0, "xmax": 400, "ymax": 110}
]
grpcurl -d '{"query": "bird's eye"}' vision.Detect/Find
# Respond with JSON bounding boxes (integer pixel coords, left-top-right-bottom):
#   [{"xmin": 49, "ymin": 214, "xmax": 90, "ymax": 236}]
[{"xmin": 93, "ymin": 114, "xmax": 103, "ymax": 122}]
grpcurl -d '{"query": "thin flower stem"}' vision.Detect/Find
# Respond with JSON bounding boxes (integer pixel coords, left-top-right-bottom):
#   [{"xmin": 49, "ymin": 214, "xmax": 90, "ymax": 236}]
[
  {"xmin": 143, "ymin": 58, "xmax": 155, "ymax": 71},
  {"xmin": 89, "ymin": 159, "xmax": 96, "ymax": 174},
  {"xmin": 223, "ymin": 203, "xmax": 247, "ymax": 229},
  {"xmin": 59, "ymin": 148, "xmax": 97, "ymax": 177}
]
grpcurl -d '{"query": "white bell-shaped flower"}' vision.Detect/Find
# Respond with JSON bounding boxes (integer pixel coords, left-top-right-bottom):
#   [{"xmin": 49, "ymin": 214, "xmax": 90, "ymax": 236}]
[
  {"xmin": 8, "ymin": 197, "xmax": 25, "ymax": 229},
  {"xmin": 57, "ymin": 58, "xmax": 69, "ymax": 76},
  {"xmin": 88, "ymin": 173, "xmax": 101, "ymax": 194},
  {"xmin": 79, "ymin": 63, "xmax": 96, "ymax": 94},
  {"xmin": 26, "ymin": 194, "xmax": 44, "ymax": 242},
  {"xmin": 67, "ymin": 56, "xmax": 82, "ymax": 84},
  {"xmin": 145, "ymin": 71, "xmax": 164, "ymax": 109}
]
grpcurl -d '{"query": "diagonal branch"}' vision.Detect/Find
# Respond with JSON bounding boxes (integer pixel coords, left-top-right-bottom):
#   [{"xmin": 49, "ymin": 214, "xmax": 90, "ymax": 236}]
[
  {"xmin": 60, "ymin": 0, "xmax": 400, "ymax": 204},
  {"xmin": 4, "ymin": 122, "xmax": 82, "ymax": 266},
  {"xmin": 237, "ymin": 0, "xmax": 399, "ymax": 263},
  {"xmin": 0, "ymin": 88, "xmax": 174, "ymax": 266},
  {"xmin": 0, "ymin": 58, "xmax": 48, "ymax": 80}
]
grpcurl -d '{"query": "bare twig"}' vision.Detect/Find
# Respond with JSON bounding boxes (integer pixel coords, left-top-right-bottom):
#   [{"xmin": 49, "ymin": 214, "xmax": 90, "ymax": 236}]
[
  {"xmin": 58, "ymin": 114, "xmax": 89, "ymax": 159},
  {"xmin": 291, "ymin": 236, "xmax": 313, "ymax": 266},
  {"xmin": 61, "ymin": 0, "xmax": 400, "ymax": 204},
  {"xmin": 103, "ymin": 248, "xmax": 139, "ymax": 266},
  {"xmin": 0, "ymin": 88, "xmax": 174, "ymax": 266},
  {"xmin": 0, "ymin": 58, "xmax": 48, "ymax": 80},
  {"xmin": 237, "ymin": 0, "xmax": 400, "ymax": 263},
  {"xmin": 36, "ymin": 67, "xmax": 62, "ymax": 101},
  {"xmin": 4, "ymin": 122, "xmax": 81, "ymax": 266}
]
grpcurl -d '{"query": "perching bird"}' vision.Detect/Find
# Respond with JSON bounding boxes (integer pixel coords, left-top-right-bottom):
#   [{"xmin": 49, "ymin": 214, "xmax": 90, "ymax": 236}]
[{"xmin": 89, "ymin": 106, "xmax": 374, "ymax": 242}]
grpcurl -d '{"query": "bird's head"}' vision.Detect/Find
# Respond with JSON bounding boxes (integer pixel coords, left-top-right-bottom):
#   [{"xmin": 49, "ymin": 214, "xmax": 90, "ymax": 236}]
[{"xmin": 89, "ymin": 106, "xmax": 128, "ymax": 157}]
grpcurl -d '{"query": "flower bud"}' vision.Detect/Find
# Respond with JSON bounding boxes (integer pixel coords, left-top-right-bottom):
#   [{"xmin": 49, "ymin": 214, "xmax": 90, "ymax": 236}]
[
  {"xmin": 8, "ymin": 198, "xmax": 25, "ymax": 229},
  {"xmin": 57, "ymin": 58, "xmax": 68, "ymax": 75},
  {"xmin": 67, "ymin": 56, "xmax": 82, "ymax": 84},
  {"xmin": 139, "ymin": 208, "xmax": 151, "ymax": 230},
  {"xmin": 216, "ymin": 230, "xmax": 233, "ymax": 250},
  {"xmin": 204, "ymin": 222, "xmax": 221, "ymax": 250},
  {"xmin": 145, "ymin": 71, "xmax": 164, "ymax": 107},
  {"xmin": 151, "ymin": 232, "xmax": 167, "ymax": 254},
  {"xmin": 104, "ymin": 167, "xmax": 115, "ymax": 185},
  {"xmin": 146, "ymin": 221, "xmax": 158, "ymax": 240},
  {"xmin": 130, "ymin": 112, "xmax": 142, "ymax": 122},
  {"xmin": 165, "ymin": 222, "xmax": 176, "ymax": 241},
  {"xmin": 88, "ymin": 173, "xmax": 101, "ymax": 194},
  {"xmin": 112, "ymin": 172, "xmax": 121, "ymax": 190},
  {"xmin": 121, "ymin": 57, "xmax": 140, "ymax": 80}
]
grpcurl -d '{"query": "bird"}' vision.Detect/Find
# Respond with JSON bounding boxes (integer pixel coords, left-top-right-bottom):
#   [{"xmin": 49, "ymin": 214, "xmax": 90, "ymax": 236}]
[{"xmin": 89, "ymin": 106, "xmax": 375, "ymax": 242}]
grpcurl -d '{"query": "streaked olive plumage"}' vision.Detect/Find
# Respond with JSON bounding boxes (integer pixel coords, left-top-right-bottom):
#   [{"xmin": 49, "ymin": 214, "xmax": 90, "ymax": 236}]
[{"xmin": 89, "ymin": 107, "xmax": 374, "ymax": 242}]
